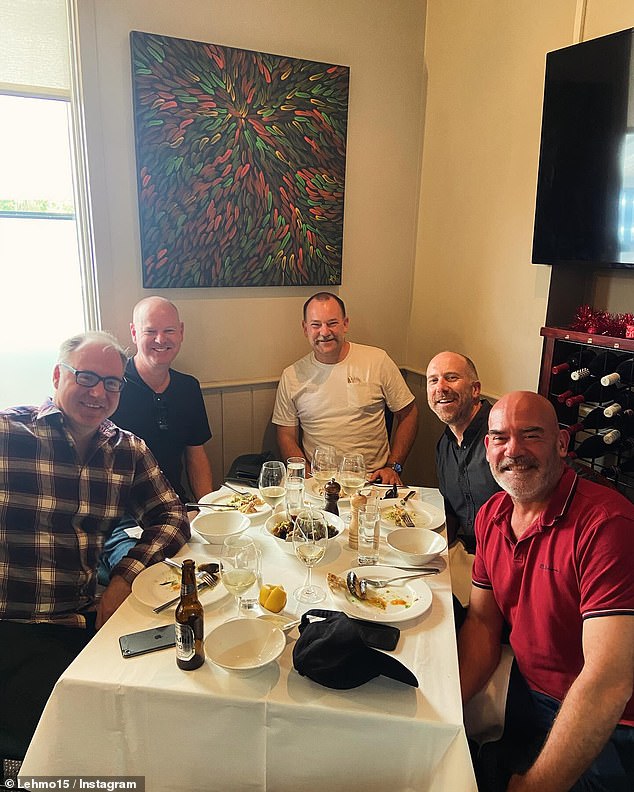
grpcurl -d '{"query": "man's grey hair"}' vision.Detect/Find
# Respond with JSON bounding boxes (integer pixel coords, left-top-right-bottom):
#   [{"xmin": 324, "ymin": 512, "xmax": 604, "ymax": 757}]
[{"xmin": 58, "ymin": 331, "xmax": 128, "ymax": 367}]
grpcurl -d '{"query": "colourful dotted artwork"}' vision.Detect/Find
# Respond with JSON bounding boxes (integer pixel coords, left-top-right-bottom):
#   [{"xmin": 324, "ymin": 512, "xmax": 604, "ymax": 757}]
[{"xmin": 130, "ymin": 32, "xmax": 350, "ymax": 288}]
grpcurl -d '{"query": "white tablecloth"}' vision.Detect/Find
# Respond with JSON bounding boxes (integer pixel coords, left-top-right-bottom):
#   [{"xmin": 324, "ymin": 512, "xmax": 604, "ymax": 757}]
[{"xmin": 21, "ymin": 487, "xmax": 476, "ymax": 791}]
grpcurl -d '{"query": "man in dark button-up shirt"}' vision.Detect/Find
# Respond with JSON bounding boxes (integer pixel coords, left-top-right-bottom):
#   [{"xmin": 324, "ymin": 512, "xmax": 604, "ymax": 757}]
[{"xmin": 426, "ymin": 351, "xmax": 500, "ymax": 606}]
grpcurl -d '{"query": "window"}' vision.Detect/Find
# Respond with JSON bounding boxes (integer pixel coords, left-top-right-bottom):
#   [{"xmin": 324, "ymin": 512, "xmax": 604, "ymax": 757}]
[{"xmin": 0, "ymin": 0, "xmax": 98, "ymax": 408}]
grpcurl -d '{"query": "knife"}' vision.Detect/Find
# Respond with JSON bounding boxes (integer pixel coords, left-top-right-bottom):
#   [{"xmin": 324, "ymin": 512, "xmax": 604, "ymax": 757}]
[{"xmin": 153, "ymin": 579, "xmax": 212, "ymax": 614}]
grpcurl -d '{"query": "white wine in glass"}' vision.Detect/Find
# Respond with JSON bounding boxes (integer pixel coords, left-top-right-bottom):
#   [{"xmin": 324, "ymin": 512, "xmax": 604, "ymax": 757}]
[
  {"xmin": 338, "ymin": 453, "xmax": 366, "ymax": 496},
  {"xmin": 258, "ymin": 460, "xmax": 287, "ymax": 509},
  {"xmin": 222, "ymin": 568, "xmax": 257, "ymax": 597},
  {"xmin": 311, "ymin": 446, "xmax": 337, "ymax": 485},
  {"xmin": 220, "ymin": 536, "xmax": 260, "ymax": 617},
  {"xmin": 292, "ymin": 508, "xmax": 328, "ymax": 604}
]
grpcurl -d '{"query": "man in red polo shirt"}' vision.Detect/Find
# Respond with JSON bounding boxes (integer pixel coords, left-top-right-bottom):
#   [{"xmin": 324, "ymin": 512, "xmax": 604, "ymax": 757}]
[{"xmin": 459, "ymin": 391, "xmax": 634, "ymax": 792}]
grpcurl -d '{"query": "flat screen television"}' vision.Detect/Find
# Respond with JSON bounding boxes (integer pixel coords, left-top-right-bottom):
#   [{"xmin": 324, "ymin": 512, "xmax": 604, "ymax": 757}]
[{"xmin": 532, "ymin": 28, "xmax": 634, "ymax": 268}]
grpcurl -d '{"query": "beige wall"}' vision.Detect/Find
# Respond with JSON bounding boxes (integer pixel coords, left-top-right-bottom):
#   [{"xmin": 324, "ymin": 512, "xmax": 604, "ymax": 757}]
[{"xmin": 77, "ymin": 0, "xmax": 427, "ymax": 384}]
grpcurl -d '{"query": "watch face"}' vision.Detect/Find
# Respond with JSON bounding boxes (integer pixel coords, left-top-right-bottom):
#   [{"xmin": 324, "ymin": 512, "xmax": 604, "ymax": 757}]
[{"xmin": 391, "ymin": 463, "xmax": 403, "ymax": 474}]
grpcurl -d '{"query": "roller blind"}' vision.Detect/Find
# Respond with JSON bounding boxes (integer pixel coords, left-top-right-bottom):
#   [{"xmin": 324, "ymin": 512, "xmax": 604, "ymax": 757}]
[{"xmin": 0, "ymin": 0, "xmax": 70, "ymax": 95}]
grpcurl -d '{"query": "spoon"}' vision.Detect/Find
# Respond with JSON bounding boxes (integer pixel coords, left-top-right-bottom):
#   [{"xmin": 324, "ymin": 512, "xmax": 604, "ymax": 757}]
[{"xmin": 346, "ymin": 569, "xmax": 439, "ymax": 599}]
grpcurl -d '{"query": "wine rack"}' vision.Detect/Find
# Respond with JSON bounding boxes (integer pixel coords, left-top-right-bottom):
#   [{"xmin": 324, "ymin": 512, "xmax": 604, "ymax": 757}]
[{"xmin": 539, "ymin": 326, "xmax": 634, "ymax": 501}]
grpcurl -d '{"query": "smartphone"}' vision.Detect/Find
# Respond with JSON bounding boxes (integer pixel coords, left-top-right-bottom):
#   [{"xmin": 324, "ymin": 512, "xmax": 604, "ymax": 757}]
[
  {"xmin": 119, "ymin": 624, "xmax": 176, "ymax": 658},
  {"xmin": 355, "ymin": 620, "xmax": 400, "ymax": 651}
]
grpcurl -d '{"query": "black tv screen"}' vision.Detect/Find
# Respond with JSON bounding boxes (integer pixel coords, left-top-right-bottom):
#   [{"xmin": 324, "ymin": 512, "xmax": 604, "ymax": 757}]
[{"xmin": 532, "ymin": 29, "xmax": 634, "ymax": 267}]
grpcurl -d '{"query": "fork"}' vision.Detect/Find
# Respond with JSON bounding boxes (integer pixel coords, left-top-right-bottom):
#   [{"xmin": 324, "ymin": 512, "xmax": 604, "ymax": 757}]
[
  {"xmin": 396, "ymin": 506, "xmax": 415, "ymax": 527},
  {"xmin": 223, "ymin": 482, "xmax": 249, "ymax": 496},
  {"xmin": 153, "ymin": 573, "xmax": 218, "ymax": 613},
  {"xmin": 359, "ymin": 569, "xmax": 440, "ymax": 588}
]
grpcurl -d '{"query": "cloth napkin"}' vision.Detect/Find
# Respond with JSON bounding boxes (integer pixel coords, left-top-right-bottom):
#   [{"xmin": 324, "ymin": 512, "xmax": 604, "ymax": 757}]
[{"xmin": 292, "ymin": 609, "xmax": 418, "ymax": 689}]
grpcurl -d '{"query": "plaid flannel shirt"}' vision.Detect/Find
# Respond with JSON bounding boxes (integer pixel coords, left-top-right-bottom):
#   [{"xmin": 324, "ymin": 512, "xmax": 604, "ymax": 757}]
[{"xmin": 0, "ymin": 400, "xmax": 189, "ymax": 627}]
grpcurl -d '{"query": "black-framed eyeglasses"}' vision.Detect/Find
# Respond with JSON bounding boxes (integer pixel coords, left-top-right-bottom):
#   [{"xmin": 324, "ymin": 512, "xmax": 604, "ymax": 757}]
[
  {"xmin": 60, "ymin": 362, "xmax": 126, "ymax": 393},
  {"xmin": 153, "ymin": 393, "xmax": 169, "ymax": 431}
]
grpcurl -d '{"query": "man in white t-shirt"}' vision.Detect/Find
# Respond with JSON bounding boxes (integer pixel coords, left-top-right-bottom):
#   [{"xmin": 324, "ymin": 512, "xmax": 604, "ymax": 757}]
[{"xmin": 273, "ymin": 293, "xmax": 418, "ymax": 485}]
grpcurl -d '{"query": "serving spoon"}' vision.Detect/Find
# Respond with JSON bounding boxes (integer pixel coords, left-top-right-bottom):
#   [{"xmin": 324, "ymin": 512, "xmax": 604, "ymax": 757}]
[{"xmin": 346, "ymin": 568, "xmax": 439, "ymax": 600}]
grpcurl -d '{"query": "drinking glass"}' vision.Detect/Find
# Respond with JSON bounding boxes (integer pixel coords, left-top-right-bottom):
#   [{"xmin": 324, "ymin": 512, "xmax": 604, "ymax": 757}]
[
  {"xmin": 285, "ymin": 476, "xmax": 305, "ymax": 522},
  {"xmin": 292, "ymin": 508, "xmax": 328, "ymax": 603},
  {"xmin": 286, "ymin": 456, "xmax": 306, "ymax": 479},
  {"xmin": 358, "ymin": 505, "xmax": 380, "ymax": 565},
  {"xmin": 220, "ymin": 536, "xmax": 260, "ymax": 617},
  {"xmin": 258, "ymin": 461, "xmax": 287, "ymax": 510},
  {"xmin": 338, "ymin": 453, "xmax": 366, "ymax": 496},
  {"xmin": 311, "ymin": 446, "xmax": 337, "ymax": 486}
]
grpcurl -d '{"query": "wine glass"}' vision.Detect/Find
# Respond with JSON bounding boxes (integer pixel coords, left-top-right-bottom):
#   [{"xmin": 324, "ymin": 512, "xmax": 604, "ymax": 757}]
[
  {"xmin": 338, "ymin": 453, "xmax": 366, "ymax": 496},
  {"xmin": 292, "ymin": 508, "xmax": 329, "ymax": 604},
  {"xmin": 311, "ymin": 446, "xmax": 338, "ymax": 488},
  {"xmin": 220, "ymin": 535, "xmax": 260, "ymax": 617},
  {"xmin": 258, "ymin": 461, "xmax": 287, "ymax": 511}
]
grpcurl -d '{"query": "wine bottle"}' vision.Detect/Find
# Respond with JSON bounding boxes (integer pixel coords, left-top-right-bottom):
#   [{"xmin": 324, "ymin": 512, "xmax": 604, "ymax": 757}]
[
  {"xmin": 615, "ymin": 409, "xmax": 634, "ymax": 437},
  {"xmin": 570, "ymin": 351, "xmax": 622, "ymax": 382},
  {"xmin": 600, "ymin": 358, "xmax": 634, "ymax": 387},
  {"xmin": 565, "ymin": 380, "xmax": 619, "ymax": 407},
  {"xmin": 551, "ymin": 348, "xmax": 596, "ymax": 375},
  {"xmin": 567, "ymin": 405, "xmax": 617, "ymax": 434},
  {"xmin": 557, "ymin": 389, "xmax": 575, "ymax": 404},
  {"xmin": 603, "ymin": 456, "xmax": 634, "ymax": 477},
  {"xmin": 571, "ymin": 429, "xmax": 621, "ymax": 459}
]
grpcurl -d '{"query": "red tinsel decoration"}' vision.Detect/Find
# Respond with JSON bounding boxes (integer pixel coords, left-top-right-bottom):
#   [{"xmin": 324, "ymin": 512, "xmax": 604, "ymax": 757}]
[{"xmin": 570, "ymin": 305, "xmax": 634, "ymax": 338}]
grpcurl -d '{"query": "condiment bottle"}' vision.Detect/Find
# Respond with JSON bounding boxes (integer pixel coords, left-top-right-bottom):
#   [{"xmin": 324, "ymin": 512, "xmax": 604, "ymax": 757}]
[
  {"xmin": 324, "ymin": 478, "xmax": 341, "ymax": 516},
  {"xmin": 175, "ymin": 559, "xmax": 205, "ymax": 670},
  {"xmin": 348, "ymin": 492, "xmax": 367, "ymax": 550}
]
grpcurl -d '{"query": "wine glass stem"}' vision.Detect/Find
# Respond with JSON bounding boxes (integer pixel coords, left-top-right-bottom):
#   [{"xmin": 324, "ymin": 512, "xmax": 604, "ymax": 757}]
[
  {"xmin": 306, "ymin": 566, "xmax": 313, "ymax": 592},
  {"xmin": 236, "ymin": 595, "xmax": 242, "ymax": 617}
]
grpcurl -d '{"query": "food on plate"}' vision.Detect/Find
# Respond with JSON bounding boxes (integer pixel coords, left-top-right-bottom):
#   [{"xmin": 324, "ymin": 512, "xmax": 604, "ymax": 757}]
[
  {"xmin": 271, "ymin": 518, "xmax": 338, "ymax": 541},
  {"xmin": 384, "ymin": 506, "xmax": 417, "ymax": 527},
  {"xmin": 259, "ymin": 584, "xmax": 287, "ymax": 613},
  {"xmin": 326, "ymin": 573, "xmax": 386, "ymax": 610},
  {"xmin": 227, "ymin": 493, "xmax": 265, "ymax": 514}
]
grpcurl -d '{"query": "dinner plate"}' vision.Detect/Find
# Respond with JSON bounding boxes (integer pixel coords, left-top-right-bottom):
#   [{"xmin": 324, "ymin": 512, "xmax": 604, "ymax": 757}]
[
  {"xmin": 379, "ymin": 500, "xmax": 445, "ymax": 532},
  {"xmin": 131, "ymin": 553, "xmax": 228, "ymax": 610},
  {"xmin": 328, "ymin": 565, "xmax": 433, "ymax": 623},
  {"xmin": 198, "ymin": 488, "xmax": 272, "ymax": 522}
]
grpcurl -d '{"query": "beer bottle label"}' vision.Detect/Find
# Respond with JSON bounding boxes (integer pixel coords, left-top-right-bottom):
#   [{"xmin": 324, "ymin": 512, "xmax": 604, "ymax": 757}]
[{"xmin": 175, "ymin": 623, "xmax": 195, "ymax": 661}]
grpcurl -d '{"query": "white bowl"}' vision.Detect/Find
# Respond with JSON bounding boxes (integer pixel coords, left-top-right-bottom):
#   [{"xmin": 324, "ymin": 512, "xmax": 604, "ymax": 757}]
[
  {"xmin": 264, "ymin": 509, "xmax": 344, "ymax": 555},
  {"xmin": 191, "ymin": 510, "xmax": 250, "ymax": 544},
  {"xmin": 386, "ymin": 528, "xmax": 447, "ymax": 566},
  {"xmin": 205, "ymin": 618, "xmax": 286, "ymax": 673}
]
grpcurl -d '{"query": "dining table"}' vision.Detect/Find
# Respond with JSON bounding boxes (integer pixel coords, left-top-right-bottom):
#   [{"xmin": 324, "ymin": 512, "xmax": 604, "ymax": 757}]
[{"xmin": 20, "ymin": 485, "xmax": 477, "ymax": 792}]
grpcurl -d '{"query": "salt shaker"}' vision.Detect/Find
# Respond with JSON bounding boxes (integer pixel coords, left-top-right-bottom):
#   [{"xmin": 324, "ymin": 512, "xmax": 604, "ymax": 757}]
[
  {"xmin": 348, "ymin": 493, "xmax": 367, "ymax": 550},
  {"xmin": 324, "ymin": 478, "xmax": 341, "ymax": 516}
]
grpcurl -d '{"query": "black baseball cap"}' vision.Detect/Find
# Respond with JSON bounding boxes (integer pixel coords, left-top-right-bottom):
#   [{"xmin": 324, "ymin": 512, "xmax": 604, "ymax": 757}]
[{"xmin": 292, "ymin": 610, "xmax": 418, "ymax": 689}]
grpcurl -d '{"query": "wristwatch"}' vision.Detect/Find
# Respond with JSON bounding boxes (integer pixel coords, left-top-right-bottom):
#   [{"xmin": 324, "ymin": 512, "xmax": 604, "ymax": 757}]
[{"xmin": 389, "ymin": 462, "xmax": 403, "ymax": 475}]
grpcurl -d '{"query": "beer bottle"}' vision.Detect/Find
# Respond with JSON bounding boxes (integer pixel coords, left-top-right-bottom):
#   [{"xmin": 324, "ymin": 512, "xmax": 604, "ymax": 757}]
[{"xmin": 175, "ymin": 559, "xmax": 205, "ymax": 670}]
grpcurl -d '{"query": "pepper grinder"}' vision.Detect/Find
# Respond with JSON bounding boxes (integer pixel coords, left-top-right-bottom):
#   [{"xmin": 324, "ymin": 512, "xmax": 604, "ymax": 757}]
[
  {"xmin": 324, "ymin": 478, "xmax": 341, "ymax": 516},
  {"xmin": 348, "ymin": 493, "xmax": 367, "ymax": 550}
]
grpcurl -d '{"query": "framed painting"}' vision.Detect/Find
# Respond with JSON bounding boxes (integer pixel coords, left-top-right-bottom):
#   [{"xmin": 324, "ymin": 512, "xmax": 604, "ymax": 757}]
[{"xmin": 130, "ymin": 32, "xmax": 350, "ymax": 287}]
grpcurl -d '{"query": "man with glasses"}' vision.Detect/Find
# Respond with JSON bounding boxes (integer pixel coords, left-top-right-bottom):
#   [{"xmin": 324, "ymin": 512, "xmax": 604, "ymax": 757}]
[
  {"xmin": 99, "ymin": 296, "xmax": 212, "ymax": 581},
  {"xmin": 0, "ymin": 330, "xmax": 189, "ymax": 754}
]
